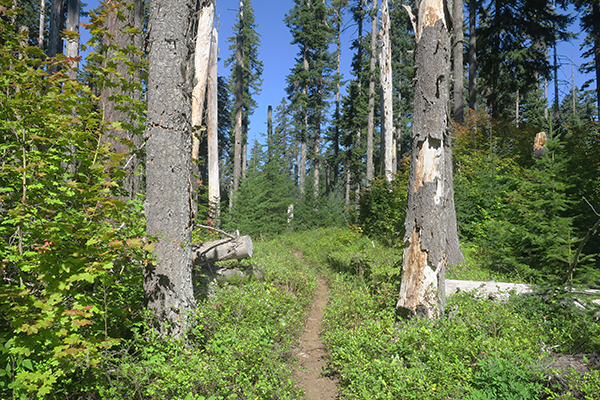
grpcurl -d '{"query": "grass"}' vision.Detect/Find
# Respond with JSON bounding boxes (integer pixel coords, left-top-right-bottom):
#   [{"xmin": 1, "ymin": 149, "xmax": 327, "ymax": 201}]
[
  {"xmin": 49, "ymin": 227, "xmax": 600, "ymax": 399},
  {"xmin": 289, "ymin": 227, "xmax": 600, "ymax": 400}
]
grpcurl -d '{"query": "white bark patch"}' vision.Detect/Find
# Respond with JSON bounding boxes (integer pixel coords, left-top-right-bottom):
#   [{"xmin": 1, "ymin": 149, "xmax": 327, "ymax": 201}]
[{"xmin": 414, "ymin": 137, "xmax": 444, "ymax": 204}]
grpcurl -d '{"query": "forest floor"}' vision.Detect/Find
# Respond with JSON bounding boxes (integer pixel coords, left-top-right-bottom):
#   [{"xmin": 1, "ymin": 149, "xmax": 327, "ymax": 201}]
[{"xmin": 292, "ymin": 251, "xmax": 339, "ymax": 399}]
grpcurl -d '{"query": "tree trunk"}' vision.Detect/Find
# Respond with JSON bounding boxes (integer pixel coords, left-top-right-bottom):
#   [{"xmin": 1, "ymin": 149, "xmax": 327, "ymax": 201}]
[
  {"xmin": 48, "ymin": 0, "xmax": 64, "ymax": 58},
  {"xmin": 396, "ymin": 0, "xmax": 464, "ymax": 320},
  {"xmin": 207, "ymin": 24, "xmax": 220, "ymax": 223},
  {"xmin": 379, "ymin": 0, "xmax": 394, "ymax": 181},
  {"xmin": 299, "ymin": 45, "xmax": 309, "ymax": 195},
  {"xmin": 193, "ymin": 235, "xmax": 253, "ymax": 265},
  {"xmin": 65, "ymin": 0, "xmax": 79, "ymax": 79},
  {"xmin": 38, "ymin": 0, "xmax": 45, "ymax": 49},
  {"xmin": 366, "ymin": 0, "xmax": 378, "ymax": 183},
  {"xmin": 102, "ymin": 0, "xmax": 144, "ymax": 199},
  {"xmin": 468, "ymin": 0, "xmax": 476, "ymax": 110},
  {"xmin": 453, "ymin": 0, "xmax": 464, "ymax": 123},
  {"xmin": 593, "ymin": 1, "xmax": 600, "ymax": 121},
  {"xmin": 144, "ymin": 0, "xmax": 196, "ymax": 338},
  {"xmin": 313, "ymin": 118, "xmax": 321, "ymax": 201},
  {"xmin": 192, "ymin": 0, "xmax": 215, "ymax": 162},
  {"xmin": 232, "ymin": 0, "xmax": 244, "ymax": 193}
]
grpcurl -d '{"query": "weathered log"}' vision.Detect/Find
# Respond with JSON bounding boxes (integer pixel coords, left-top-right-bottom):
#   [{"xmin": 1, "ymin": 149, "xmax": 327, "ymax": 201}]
[{"xmin": 192, "ymin": 235, "xmax": 253, "ymax": 265}]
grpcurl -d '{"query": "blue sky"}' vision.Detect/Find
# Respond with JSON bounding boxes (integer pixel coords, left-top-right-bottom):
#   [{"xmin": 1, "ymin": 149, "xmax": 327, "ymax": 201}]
[{"xmin": 82, "ymin": 1, "xmax": 594, "ymax": 144}]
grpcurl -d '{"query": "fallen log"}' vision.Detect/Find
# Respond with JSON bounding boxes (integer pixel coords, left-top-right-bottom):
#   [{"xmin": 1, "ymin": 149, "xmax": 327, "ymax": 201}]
[{"xmin": 192, "ymin": 235, "xmax": 253, "ymax": 266}]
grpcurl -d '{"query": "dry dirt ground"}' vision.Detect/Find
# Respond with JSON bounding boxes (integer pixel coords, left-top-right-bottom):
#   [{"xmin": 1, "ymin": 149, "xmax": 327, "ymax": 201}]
[{"xmin": 293, "ymin": 276, "xmax": 339, "ymax": 399}]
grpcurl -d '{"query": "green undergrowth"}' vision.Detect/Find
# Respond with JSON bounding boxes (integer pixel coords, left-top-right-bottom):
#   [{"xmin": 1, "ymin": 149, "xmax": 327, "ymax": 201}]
[
  {"xmin": 287, "ymin": 227, "xmax": 600, "ymax": 399},
  {"xmin": 59, "ymin": 239, "xmax": 317, "ymax": 399}
]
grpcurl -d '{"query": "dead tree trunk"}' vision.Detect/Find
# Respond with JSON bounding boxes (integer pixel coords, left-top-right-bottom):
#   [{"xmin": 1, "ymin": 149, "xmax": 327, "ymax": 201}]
[
  {"xmin": 453, "ymin": 0, "xmax": 464, "ymax": 123},
  {"xmin": 366, "ymin": 0, "xmax": 378, "ymax": 183},
  {"xmin": 468, "ymin": 0, "xmax": 477, "ymax": 110},
  {"xmin": 379, "ymin": 0, "xmax": 394, "ymax": 181},
  {"xmin": 232, "ymin": 0, "xmax": 244, "ymax": 194},
  {"xmin": 397, "ymin": 0, "xmax": 464, "ymax": 320},
  {"xmin": 193, "ymin": 235, "xmax": 253, "ymax": 266},
  {"xmin": 192, "ymin": 0, "xmax": 215, "ymax": 162},
  {"xmin": 102, "ymin": 0, "xmax": 144, "ymax": 199},
  {"xmin": 48, "ymin": 0, "xmax": 64, "ymax": 58},
  {"xmin": 207, "ymin": 24, "xmax": 220, "ymax": 223},
  {"xmin": 38, "ymin": 0, "xmax": 45, "ymax": 48},
  {"xmin": 65, "ymin": 0, "xmax": 79, "ymax": 79}
]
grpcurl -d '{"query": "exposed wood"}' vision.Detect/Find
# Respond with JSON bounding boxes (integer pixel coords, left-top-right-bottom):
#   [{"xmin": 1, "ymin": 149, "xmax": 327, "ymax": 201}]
[
  {"xmin": 396, "ymin": 0, "xmax": 464, "ymax": 320},
  {"xmin": 38, "ymin": 0, "xmax": 45, "ymax": 48},
  {"xmin": 533, "ymin": 131, "xmax": 548, "ymax": 159},
  {"xmin": 379, "ymin": 0, "xmax": 394, "ymax": 181},
  {"xmin": 192, "ymin": 0, "xmax": 215, "ymax": 162},
  {"xmin": 207, "ymin": 24, "xmax": 220, "ymax": 222},
  {"xmin": 192, "ymin": 235, "xmax": 253, "ymax": 265}
]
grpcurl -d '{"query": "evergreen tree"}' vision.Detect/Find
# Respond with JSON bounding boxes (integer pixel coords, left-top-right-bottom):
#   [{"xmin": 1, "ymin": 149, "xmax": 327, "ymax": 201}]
[
  {"xmin": 227, "ymin": 136, "xmax": 296, "ymax": 237},
  {"xmin": 477, "ymin": 0, "xmax": 572, "ymax": 120},
  {"xmin": 574, "ymin": 0, "xmax": 600, "ymax": 120},
  {"xmin": 389, "ymin": 0, "xmax": 415, "ymax": 159},
  {"xmin": 226, "ymin": 0, "xmax": 263, "ymax": 194},
  {"xmin": 285, "ymin": 0, "xmax": 336, "ymax": 199}
]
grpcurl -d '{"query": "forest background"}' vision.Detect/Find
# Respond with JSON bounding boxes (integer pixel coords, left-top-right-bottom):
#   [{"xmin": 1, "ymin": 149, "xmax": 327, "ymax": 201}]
[{"xmin": 1, "ymin": 0, "xmax": 600, "ymax": 398}]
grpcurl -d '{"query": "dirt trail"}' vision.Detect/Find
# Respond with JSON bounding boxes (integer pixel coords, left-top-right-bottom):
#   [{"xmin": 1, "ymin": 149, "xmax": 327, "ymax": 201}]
[{"xmin": 293, "ymin": 276, "xmax": 339, "ymax": 399}]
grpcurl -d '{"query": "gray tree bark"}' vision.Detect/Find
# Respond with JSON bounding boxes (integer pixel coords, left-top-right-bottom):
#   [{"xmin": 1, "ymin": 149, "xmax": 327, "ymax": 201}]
[
  {"xmin": 102, "ymin": 0, "xmax": 144, "ymax": 199},
  {"xmin": 396, "ymin": 0, "xmax": 464, "ymax": 320},
  {"xmin": 232, "ymin": 0, "xmax": 244, "ymax": 193},
  {"xmin": 366, "ymin": 0, "xmax": 378, "ymax": 183},
  {"xmin": 144, "ymin": 0, "xmax": 197, "ymax": 338},
  {"xmin": 468, "ymin": 0, "xmax": 477, "ymax": 110},
  {"xmin": 453, "ymin": 0, "xmax": 464, "ymax": 123},
  {"xmin": 65, "ymin": 0, "xmax": 79, "ymax": 80},
  {"xmin": 379, "ymin": 0, "xmax": 393, "ymax": 181},
  {"xmin": 48, "ymin": 0, "xmax": 64, "ymax": 58}
]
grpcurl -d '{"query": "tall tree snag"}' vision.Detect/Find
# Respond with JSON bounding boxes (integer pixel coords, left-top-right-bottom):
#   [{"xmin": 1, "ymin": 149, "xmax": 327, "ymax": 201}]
[
  {"xmin": 102, "ymin": 0, "xmax": 144, "ymax": 199},
  {"xmin": 452, "ymin": 0, "xmax": 464, "ymax": 123},
  {"xmin": 396, "ymin": 0, "xmax": 464, "ymax": 320},
  {"xmin": 207, "ymin": 25, "xmax": 220, "ymax": 222},
  {"xmin": 468, "ymin": 0, "xmax": 476, "ymax": 110},
  {"xmin": 232, "ymin": 0, "xmax": 244, "ymax": 193},
  {"xmin": 192, "ymin": 0, "xmax": 215, "ymax": 163},
  {"xmin": 65, "ymin": 0, "xmax": 79, "ymax": 80},
  {"xmin": 144, "ymin": 0, "xmax": 196, "ymax": 337},
  {"xmin": 379, "ymin": 0, "xmax": 394, "ymax": 181},
  {"xmin": 366, "ymin": 0, "xmax": 378, "ymax": 183}
]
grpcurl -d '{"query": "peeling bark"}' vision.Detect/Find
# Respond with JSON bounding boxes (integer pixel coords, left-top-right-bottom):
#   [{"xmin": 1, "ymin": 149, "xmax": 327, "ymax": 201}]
[{"xmin": 396, "ymin": 0, "xmax": 463, "ymax": 320}]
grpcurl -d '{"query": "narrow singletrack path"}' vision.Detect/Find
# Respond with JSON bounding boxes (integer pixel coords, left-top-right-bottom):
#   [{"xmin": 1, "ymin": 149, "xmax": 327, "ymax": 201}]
[{"xmin": 293, "ymin": 274, "xmax": 339, "ymax": 399}]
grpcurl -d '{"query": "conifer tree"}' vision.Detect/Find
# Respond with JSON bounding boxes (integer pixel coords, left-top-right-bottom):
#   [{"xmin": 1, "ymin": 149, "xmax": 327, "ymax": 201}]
[
  {"xmin": 389, "ymin": 0, "xmax": 415, "ymax": 161},
  {"xmin": 226, "ymin": 0, "xmax": 263, "ymax": 195},
  {"xmin": 285, "ymin": 0, "xmax": 336, "ymax": 199},
  {"xmin": 476, "ymin": 0, "xmax": 572, "ymax": 120},
  {"xmin": 574, "ymin": 0, "xmax": 600, "ymax": 120}
]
